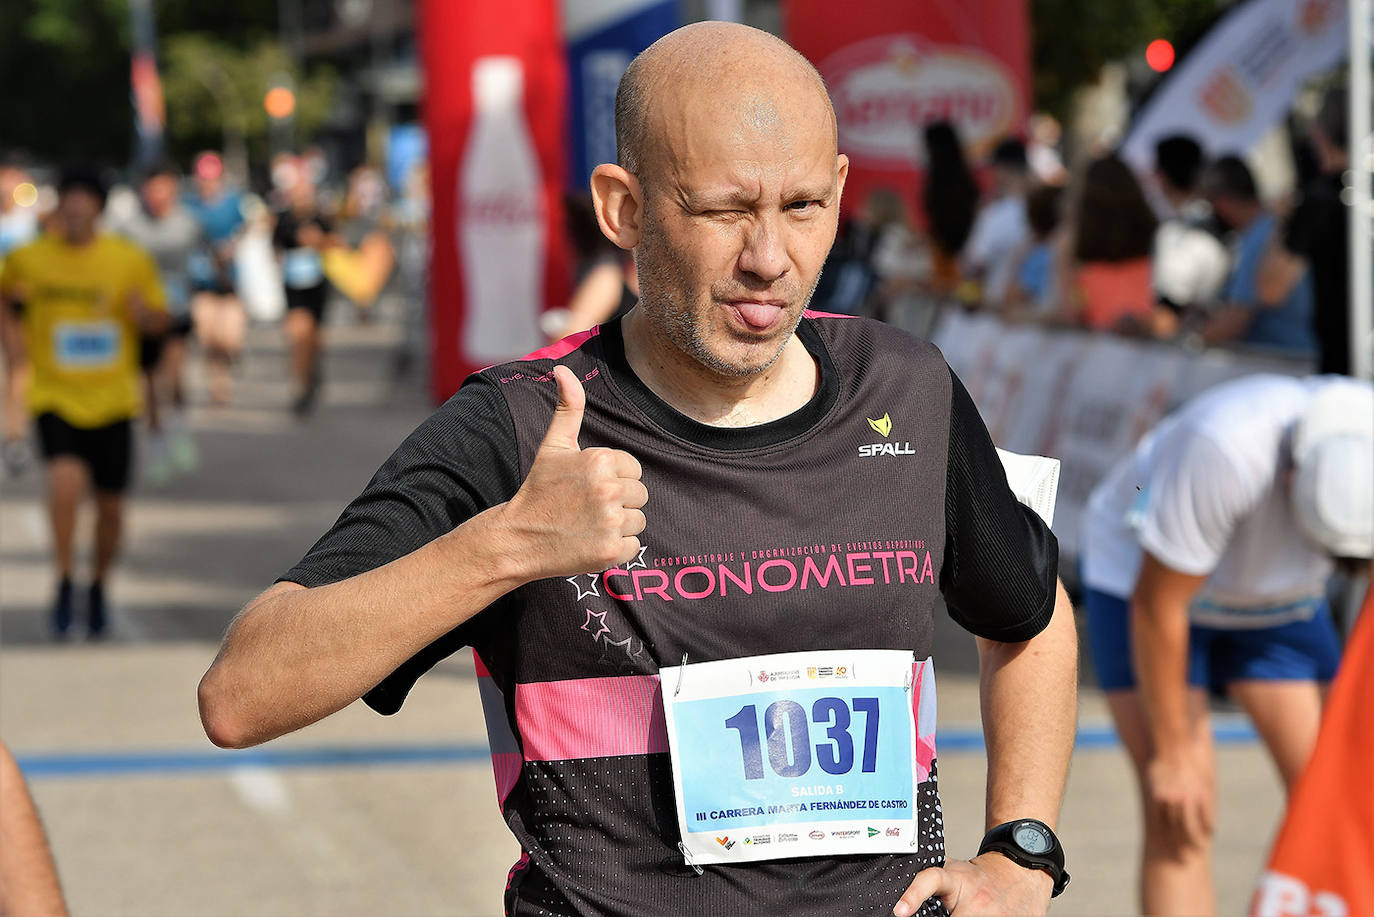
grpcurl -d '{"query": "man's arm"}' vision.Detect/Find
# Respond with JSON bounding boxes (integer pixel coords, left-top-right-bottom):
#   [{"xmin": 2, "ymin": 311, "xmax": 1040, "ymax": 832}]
[
  {"xmin": 199, "ymin": 366, "xmax": 648, "ymax": 748},
  {"xmin": 1131, "ymin": 553, "xmax": 1211, "ymax": 844},
  {"xmin": 894, "ymin": 582, "xmax": 1076, "ymax": 916},
  {"xmin": 0, "ymin": 740, "xmax": 67, "ymax": 916}
]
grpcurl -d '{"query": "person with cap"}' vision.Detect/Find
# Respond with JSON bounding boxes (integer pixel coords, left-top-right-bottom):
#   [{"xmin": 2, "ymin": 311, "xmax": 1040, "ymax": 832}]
[
  {"xmin": 0, "ymin": 164, "xmax": 167, "ymax": 637},
  {"xmin": 1079, "ymin": 373, "xmax": 1373, "ymax": 916}
]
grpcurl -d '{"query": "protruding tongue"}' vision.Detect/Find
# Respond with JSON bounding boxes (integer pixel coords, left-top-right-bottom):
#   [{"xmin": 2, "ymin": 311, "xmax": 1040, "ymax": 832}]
[{"xmin": 735, "ymin": 302, "xmax": 780, "ymax": 330}]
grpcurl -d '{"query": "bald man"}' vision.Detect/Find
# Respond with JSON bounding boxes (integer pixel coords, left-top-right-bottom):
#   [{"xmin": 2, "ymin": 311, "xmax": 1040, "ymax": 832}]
[{"xmin": 200, "ymin": 23, "xmax": 1076, "ymax": 916}]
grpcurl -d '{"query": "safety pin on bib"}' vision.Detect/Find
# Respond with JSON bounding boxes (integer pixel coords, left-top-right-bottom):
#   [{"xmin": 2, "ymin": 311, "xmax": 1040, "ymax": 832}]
[
  {"xmin": 677, "ymin": 841, "xmax": 704, "ymax": 876},
  {"xmin": 674, "ymin": 652, "xmax": 688, "ymax": 697}
]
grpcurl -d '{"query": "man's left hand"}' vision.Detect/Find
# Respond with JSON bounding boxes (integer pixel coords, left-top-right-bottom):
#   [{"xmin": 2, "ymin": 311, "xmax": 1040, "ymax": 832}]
[{"xmin": 892, "ymin": 852, "xmax": 1053, "ymax": 916}]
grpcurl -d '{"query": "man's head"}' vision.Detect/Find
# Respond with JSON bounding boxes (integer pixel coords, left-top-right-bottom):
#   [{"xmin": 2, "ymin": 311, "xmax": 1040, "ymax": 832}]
[
  {"xmin": 1200, "ymin": 154, "xmax": 1260, "ymax": 231},
  {"xmin": 591, "ymin": 22, "xmax": 847, "ymax": 378},
  {"xmin": 57, "ymin": 164, "xmax": 107, "ymax": 241},
  {"xmin": 140, "ymin": 162, "xmax": 180, "ymax": 218},
  {"xmin": 1154, "ymin": 135, "xmax": 1204, "ymax": 199},
  {"xmin": 988, "ymin": 138, "xmax": 1028, "ymax": 195},
  {"xmin": 1290, "ymin": 380, "xmax": 1374, "ymax": 561}
]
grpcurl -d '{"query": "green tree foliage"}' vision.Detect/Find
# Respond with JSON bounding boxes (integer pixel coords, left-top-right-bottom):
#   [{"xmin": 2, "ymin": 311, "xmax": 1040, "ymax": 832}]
[
  {"xmin": 161, "ymin": 34, "xmax": 337, "ymax": 166},
  {"xmin": 0, "ymin": 0, "xmax": 329, "ymax": 171},
  {"xmin": 1031, "ymin": 0, "xmax": 1231, "ymax": 117}
]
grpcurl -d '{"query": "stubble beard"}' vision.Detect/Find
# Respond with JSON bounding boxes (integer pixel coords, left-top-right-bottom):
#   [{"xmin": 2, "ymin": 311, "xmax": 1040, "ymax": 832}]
[{"xmin": 633, "ymin": 242, "xmax": 819, "ymax": 378}]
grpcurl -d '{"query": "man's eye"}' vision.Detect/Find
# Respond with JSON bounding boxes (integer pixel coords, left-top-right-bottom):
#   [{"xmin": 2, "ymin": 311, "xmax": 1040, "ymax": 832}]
[{"xmin": 787, "ymin": 200, "xmax": 821, "ymax": 213}]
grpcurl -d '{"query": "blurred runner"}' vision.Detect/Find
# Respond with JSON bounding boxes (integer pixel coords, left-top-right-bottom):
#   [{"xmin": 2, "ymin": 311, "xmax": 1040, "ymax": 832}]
[
  {"xmin": 0, "ymin": 160, "xmax": 41, "ymax": 474},
  {"xmin": 0, "ymin": 738, "xmax": 67, "ymax": 916},
  {"xmin": 0, "ymin": 165, "xmax": 167, "ymax": 638},
  {"xmin": 106, "ymin": 162, "xmax": 202, "ymax": 480},
  {"xmin": 1080, "ymin": 374, "xmax": 1373, "ymax": 916},
  {"xmin": 185, "ymin": 151, "xmax": 245, "ymax": 405},
  {"xmin": 272, "ymin": 157, "xmax": 340, "ymax": 417}
]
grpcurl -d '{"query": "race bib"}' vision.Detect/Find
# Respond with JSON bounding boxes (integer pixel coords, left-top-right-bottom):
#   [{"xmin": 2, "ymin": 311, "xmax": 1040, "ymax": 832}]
[
  {"xmin": 661, "ymin": 649, "xmax": 937, "ymax": 867},
  {"xmin": 283, "ymin": 248, "xmax": 324, "ymax": 289},
  {"xmin": 53, "ymin": 321, "xmax": 121, "ymax": 370}
]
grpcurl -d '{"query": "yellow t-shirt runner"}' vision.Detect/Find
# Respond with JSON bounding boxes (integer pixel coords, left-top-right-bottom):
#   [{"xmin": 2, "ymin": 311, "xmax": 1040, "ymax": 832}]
[{"xmin": 1, "ymin": 232, "xmax": 165, "ymax": 428}]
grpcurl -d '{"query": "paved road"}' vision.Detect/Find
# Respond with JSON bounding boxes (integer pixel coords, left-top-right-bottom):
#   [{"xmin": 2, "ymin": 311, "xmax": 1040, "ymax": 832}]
[{"xmin": 0, "ymin": 310, "xmax": 1284, "ymax": 915}]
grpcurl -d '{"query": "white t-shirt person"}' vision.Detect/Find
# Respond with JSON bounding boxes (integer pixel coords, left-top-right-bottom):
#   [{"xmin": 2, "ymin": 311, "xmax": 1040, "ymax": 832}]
[{"xmin": 1081, "ymin": 374, "xmax": 1373, "ymax": 627}]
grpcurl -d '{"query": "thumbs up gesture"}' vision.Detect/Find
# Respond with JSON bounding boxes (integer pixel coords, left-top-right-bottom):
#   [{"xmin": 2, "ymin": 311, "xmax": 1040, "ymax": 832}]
[{"xmin": 499, "ymin": 366, "xmax": 648, "ymax": 580}]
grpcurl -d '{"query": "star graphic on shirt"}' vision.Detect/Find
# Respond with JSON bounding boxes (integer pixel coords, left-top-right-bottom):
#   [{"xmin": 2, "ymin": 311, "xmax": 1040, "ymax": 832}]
[
  {"xmin": 603, "ymin": 633, "xmax": 645, "ymax": 661},
  {"xmin": 566, "ymin": 573, "xmax": 600, "ymax": 601},
  {"xmin": 626, "ymin": 544, "xmax": 649, "ymax": 570},
  {"xmin": 581, "ymin": 609, "xmax": 610, "ymax": 640}
]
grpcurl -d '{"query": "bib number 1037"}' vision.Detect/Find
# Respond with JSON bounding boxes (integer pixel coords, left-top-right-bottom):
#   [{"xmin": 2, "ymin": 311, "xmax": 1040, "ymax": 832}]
[{"xmin": 724, "ymin": 696, "xmax": 879, "ymax": 780}]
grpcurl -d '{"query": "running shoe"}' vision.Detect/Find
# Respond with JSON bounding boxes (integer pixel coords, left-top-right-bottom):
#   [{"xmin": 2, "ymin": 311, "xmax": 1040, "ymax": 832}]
[
  {"xmin": 52, "ymin": 577, "xmax": 74, "ymax": 638},
  {"xmin": 87, "ymin": 581, "xmax": 107, "ymax": 638}
]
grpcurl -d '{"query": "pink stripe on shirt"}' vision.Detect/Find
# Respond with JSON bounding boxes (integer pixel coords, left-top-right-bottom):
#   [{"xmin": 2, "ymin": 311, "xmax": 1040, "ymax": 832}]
[{"xmin": 515, "ymin": 674, "xmax": 669, "ymax": 762}]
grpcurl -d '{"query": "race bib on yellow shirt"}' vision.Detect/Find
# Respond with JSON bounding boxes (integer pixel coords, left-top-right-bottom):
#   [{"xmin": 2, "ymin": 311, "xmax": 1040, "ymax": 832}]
[
  {"xmin": 661, "ymin": 649, "xmax": 937, "ymax": 867},
  {"xmin": 53, "ymin": 320, "xmax": 121, "ymax": 370}
]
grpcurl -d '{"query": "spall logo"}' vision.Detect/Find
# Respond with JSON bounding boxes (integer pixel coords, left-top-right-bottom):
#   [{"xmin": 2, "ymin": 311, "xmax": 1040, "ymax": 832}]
[{"xmin": 867, "ymin": 413, "xmax": 892, "ymax": 437}]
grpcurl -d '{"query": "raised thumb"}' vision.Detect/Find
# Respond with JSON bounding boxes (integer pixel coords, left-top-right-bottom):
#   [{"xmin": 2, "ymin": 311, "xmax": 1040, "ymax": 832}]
[{"xmin": 539, "ymin": 365, "xmax": 585, "ymax": 451}]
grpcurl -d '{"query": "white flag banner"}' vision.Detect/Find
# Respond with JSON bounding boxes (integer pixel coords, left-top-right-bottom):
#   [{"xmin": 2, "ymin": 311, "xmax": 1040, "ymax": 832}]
[{"xmin": 1122, "ymin": 0, "xmax": 1355, "ymax": 169}]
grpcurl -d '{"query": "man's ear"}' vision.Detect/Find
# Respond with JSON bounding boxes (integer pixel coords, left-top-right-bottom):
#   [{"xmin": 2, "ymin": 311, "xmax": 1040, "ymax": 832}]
[
  {"xmin": 834, "ymin": 153, "xmax": 849, "ymax": 209},
  {"xmin": 590, "ymin": 164, "xmax": 643, "ymax": 250}
]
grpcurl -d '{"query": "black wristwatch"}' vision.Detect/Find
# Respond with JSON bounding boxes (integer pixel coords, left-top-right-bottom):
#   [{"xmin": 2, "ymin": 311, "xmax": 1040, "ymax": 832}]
[{"xmin": 977, "ymin": 819, "xmax": 1070, "ymax": 898}]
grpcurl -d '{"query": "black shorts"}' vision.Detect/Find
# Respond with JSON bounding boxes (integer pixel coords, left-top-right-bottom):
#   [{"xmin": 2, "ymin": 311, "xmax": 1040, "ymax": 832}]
[
  {"xmin": 138, "ymin": 317, "xmax": 194, "ymax": 369},
  {"xmin": 285, "ymin": 284, "xmax": 328, "ymax": 323},
  {"xmin": 35, "ymin": 413, "xmax": 134, "ymax": 493}
]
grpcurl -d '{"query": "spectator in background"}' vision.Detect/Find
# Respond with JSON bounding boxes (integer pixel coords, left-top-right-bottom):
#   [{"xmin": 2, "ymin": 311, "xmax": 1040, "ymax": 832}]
[
  {"xmin": 1151, "ymin": 135, "xmax": 1229, "ymax": 317},
  {"xmin": 1199, "ymin": 156, "xmax": 1317, "ymax": 359},
  {"xmin": 919, "ymin": 121, "xmax": 979, "ymax": 295},
  {"xmin": 546, "ymin": 193, "xmax": 637, "ymax": 340},
  {"xmin": 1269, "ymin": 88, "xmax": 1352, "ymax": 375},
  {"xmin": 185, "ymin": 151, "xmax": 246, "ymax": 405},
  {"xmin": 1054, "ymin": 153, "xmax": 1168, "ymax": 336},
  {"xmin": 962, "ymin": 137, "xmax": 1032, "ymax": 307},
  {"xmin": 1004, "ymin": 183, "xmax": 1063, "ymax": 316}
]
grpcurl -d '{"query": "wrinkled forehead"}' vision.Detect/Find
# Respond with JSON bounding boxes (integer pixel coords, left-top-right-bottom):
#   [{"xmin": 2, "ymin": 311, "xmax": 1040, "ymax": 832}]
[{"xmin": 647, "ymin": 78, "xmax": 837, "ymax": 192}]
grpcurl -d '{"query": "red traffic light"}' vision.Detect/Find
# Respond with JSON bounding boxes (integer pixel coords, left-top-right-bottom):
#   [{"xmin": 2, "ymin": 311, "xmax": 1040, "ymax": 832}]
[{"xmin": 1146, "ymin": 39, "xmax": 1175, "ymax": 72}]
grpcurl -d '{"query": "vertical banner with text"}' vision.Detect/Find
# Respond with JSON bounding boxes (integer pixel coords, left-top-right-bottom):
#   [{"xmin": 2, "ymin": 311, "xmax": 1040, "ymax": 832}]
[
  {"xmin": 564, "ymin": 0, "xmax": 679, "ymax": 191},
  {"xmin": 421, "ymin": 0, "xmax": 571, "ymax": 401},
  {"xmin": 783, "ymin": 0, "xmax": 1030, "ymax": 216}
]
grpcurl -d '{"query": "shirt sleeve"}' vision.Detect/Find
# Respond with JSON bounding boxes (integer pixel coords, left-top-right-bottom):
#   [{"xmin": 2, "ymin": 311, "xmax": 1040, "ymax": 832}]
[
  {"xmin": 1136, "ymin": 430, "xmax": 1262, "ymax": 577},
  {"xmin": 939, "ymin": 367, "xmax": 1059, "ymax": 642},
  {"xmin": 277, "ymin": 371, "xmax": 524, "ymax": 713}
]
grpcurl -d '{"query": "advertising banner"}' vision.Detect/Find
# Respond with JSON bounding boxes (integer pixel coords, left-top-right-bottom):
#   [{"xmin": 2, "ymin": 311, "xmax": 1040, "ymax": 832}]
[
  {"xmin": 930, "ymin": 311, "xmax": 1310, "ymax": 559},
  {"xmin": 563, "ymin": 0, "xmax": 679, "ymax": 189},
  {"xmin": 783, "ymin": 0, "xmax": 1030, "ymax": 215},
  {"xmin": 420, "ymin": 0, "xmax": 571, "ymax": 401},
  {"xmin": 1122, "ymin": 0, "xmax": 1352, "ymax": 169}
]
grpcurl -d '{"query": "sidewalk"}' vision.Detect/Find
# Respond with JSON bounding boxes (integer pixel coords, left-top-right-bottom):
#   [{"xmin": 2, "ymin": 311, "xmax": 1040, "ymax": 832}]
[{"xmin": 0, "ymin": 311, "xmax": 1282, "ymax": 915}]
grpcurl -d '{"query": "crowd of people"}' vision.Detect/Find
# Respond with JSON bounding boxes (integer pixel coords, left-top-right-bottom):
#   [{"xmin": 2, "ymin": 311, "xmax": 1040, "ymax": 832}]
[
  {"xmin": 0, "ymin": 149, "xmax": 426, "ymax": 638},
  {"xmin": 815, "ymin": 87, "xmax": 1356, "ymax": 378}
]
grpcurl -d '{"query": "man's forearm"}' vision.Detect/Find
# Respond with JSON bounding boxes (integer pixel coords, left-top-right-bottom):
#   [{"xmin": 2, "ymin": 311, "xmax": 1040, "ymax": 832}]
[
  {"xmin": 1131, "ymin": 589, "xmax": 1193, "ymax": 755},
  {"xmin": 978, "ymin": 581, "xmax": 1077, "ymax": 829},
  {"xmin": 199, "ymin": 504, "xmax": 529, "ymax": 748}
]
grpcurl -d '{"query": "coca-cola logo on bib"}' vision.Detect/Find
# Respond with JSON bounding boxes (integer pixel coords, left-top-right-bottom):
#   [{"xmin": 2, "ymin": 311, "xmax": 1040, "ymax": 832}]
[{"xmin": 822, "ymin": 35, "xmax": 1019, "ymax": 166}]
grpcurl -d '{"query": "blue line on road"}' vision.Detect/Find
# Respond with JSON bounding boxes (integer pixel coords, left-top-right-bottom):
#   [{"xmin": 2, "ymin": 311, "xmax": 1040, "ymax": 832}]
[{"xmin": 16, "ymin": 721, "xmax": 1259, "ymax": 780}]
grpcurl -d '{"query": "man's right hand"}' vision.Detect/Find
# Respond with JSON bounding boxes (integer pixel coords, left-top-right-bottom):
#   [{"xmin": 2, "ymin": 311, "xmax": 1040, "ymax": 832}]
[
  {"xmin": 1145, "ymin": 749, "xmax": 1214, "ymax": 848},
  {"xmin": 496, "ymin": 365, "xmax": 648, "ymax": 581}
]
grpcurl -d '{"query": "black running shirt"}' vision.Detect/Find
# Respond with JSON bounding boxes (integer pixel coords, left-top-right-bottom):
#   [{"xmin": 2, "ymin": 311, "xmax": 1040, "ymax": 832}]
[{"xmin": 281, "ymin": 313, "xmax": 1059, "ymax": 916}]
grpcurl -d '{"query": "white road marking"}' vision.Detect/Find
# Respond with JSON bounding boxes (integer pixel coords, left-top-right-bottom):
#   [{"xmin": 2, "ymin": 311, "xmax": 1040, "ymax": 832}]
[{"xmin": 229, "ymin": 766, "xmax": 292, "ymax": 816}]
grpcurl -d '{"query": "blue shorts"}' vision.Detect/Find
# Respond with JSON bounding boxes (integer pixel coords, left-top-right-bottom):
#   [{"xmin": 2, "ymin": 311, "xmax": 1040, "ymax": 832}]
[{"xmin": 1083, "ymin": 587, "xmax": 1341, "ymax": 694}]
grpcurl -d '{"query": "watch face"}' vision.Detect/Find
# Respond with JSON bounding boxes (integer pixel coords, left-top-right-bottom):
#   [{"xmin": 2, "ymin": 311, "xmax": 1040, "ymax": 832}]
[{"xmin": 1014, "ymin": 822, "xmax": 1052, "ymax": 855}]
